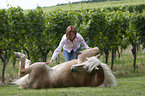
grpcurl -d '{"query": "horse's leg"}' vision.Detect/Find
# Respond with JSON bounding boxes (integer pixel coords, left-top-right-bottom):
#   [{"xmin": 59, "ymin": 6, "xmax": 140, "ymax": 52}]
[
  {"xmin": 78, "ymin": 47, "xmax": 99, "ymax": 64},
  {"xmin": 19, "ymin": 67, "xmax": 30, "ymax": 77},
  {"xmin": 18, "ymin": 61, "xmax": 32, "ymax": 77},
  {"xmin": 14, "ymin": 52, "xmax": 26, "ymax": 76},
  {"xmin": 18, "ymin": 54, "xmax": 26, "ymax": 77}
]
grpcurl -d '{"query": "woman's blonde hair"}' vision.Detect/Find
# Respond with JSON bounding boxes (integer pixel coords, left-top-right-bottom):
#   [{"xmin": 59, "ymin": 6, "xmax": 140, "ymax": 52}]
[{"xmin": 66, "ymin": 26, "xmax": 77, "ymax": 40}]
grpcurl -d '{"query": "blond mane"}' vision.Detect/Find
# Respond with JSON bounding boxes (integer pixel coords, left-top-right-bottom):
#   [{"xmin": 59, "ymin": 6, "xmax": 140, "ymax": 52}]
[{"xmin": 83, "ymin": 56, "xmax": 117, "ymax": 87}]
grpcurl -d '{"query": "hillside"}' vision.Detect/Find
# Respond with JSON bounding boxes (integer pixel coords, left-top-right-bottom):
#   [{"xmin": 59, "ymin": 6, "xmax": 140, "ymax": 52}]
[{"xmin": 39, "ymin": 0, "xmax": 145, "ymax": 13}]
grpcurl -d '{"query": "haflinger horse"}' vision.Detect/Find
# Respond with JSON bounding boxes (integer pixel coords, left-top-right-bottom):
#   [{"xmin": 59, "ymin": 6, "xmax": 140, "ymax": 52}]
[{"xmin": 12, "ymin": 47, "xmax": 116, "ymax": 89}]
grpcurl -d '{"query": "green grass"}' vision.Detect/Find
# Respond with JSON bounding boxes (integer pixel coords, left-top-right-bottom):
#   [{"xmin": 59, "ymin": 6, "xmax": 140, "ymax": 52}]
[
  {"xmin": 35, "ymin": 0, "xmax": 145, "ymax": 13},
  {"xmin": 0, "ymin": 75, "xmax": 145, "ymax": 96}
]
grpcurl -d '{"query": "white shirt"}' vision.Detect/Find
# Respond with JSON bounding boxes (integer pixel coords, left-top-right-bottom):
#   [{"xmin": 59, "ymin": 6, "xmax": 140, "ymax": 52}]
[{"xmin": 51, "ymin": 33, "xmax": 89, "ymax": 60}]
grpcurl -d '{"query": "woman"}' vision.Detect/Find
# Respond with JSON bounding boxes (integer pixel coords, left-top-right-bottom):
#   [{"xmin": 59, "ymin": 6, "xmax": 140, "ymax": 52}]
[{"xmin": 47, "ymin": 25, "xmax": 89, "ymax": 64}]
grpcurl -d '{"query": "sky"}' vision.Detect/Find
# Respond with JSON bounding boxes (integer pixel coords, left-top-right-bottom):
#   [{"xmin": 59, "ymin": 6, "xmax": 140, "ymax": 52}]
[{"xmin": 0, "ymin": 0, "xmax": 82, "ymax": 10}]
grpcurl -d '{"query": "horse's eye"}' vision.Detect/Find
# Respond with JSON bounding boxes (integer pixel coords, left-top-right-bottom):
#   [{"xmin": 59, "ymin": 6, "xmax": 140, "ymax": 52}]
[{"xmin": 83, "ymin": 66, "xmax": 88, "ymax": 70}]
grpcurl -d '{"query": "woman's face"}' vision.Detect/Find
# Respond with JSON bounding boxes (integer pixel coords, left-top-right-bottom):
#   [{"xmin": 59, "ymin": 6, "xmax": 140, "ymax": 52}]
[{"xmin": 69, "ymin": 32, "xmax": 76, "ymax": 41}]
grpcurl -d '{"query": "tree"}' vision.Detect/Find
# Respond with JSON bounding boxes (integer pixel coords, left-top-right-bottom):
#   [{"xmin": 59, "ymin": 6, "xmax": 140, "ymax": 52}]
[
  {"xmin": 134, "ymin": 13, "xmax": 145, "ymax": 48},
  {"xmin": 23, "ymin": 7, "xmax": 48, "ymax": 62},
  {"xmin": 105, "ymin": 10, "xmax": 129, "ymax": 69},
  {"xmin": 127, "ymin": 12, "xmax": 141, "ymax": 70},
  {"xmin": 0, "ymin": 7, "xmax": 25, "ymax": 83}
]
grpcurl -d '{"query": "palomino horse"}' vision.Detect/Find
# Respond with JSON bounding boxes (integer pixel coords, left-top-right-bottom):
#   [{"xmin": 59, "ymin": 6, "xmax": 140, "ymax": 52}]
[{"xmin": 13, "ymin": 47, "xmax": 116, "ymax": 89}]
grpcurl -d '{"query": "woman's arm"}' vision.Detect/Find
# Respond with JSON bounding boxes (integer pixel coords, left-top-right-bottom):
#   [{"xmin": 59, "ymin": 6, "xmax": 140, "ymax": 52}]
[
  {"xmin": 78, "ymin": 33, "xmax": 89, "ymax": 49},
  {"xmin": 51, "ymin": 36, "xmax": 65, "ymax": 60}
]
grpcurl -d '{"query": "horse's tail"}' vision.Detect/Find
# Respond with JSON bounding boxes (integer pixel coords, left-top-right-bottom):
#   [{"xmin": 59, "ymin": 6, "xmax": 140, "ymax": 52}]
[
  {"xmin": 99, "ymin": 63, "xmax": 117, "ymax": 87},
  {"xmin": 12, "ymin": 74, "xmax": 30, "ymax": 89}
]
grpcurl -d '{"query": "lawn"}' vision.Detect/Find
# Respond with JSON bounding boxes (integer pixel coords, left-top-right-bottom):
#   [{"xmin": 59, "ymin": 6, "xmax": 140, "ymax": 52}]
[{"xmin": 0, "ymin": 75, "xmax": 145, "ymax": 96}]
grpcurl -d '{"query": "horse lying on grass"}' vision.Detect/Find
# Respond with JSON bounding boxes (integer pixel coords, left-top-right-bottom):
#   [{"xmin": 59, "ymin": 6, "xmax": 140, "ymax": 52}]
[{"xmin": 13, "ymin": 47, "xmax": 116, "ymax": 89}]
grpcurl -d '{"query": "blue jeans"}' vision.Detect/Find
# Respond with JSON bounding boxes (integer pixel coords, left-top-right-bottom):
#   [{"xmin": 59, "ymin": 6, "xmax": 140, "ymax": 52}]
[{"xmin": 63, "ymin": 47, "xmax": 81, "ymax": 62}]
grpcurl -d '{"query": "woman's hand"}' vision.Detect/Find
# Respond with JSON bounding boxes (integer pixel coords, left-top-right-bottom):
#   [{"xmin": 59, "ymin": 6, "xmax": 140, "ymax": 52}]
[{"xmin": 46, "ymin": 59, "xmax": 53, "ymax": 65}]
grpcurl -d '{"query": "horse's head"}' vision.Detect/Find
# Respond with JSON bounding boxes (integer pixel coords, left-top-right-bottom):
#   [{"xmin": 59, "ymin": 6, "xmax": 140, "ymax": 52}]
[{"xmin": 71, "ymin": 56, "xmax": 101, "ymax": 73}]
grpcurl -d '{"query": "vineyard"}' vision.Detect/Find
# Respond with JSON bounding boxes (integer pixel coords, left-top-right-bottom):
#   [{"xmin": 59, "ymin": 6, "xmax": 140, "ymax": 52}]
[
  {"xmin": 41, "ymin": 0, "xmax": 145, "ymax": 13},
  {"xmin": 0, "ymin": 0, "xmax": 145, "ymax": 83}
]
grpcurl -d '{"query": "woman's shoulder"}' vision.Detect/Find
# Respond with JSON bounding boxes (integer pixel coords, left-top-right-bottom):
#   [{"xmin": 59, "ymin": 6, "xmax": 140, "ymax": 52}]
[
  {"xmin": 62, "ymin": 34, "xmax": 66, "ymax": 38},
  {"xmin": 61, "ymin": 34, "xmax": 67, "ymax": 41},
  {"xmin": 76, "ymin": 33, "xmax": 83, "ymax": 38}
]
